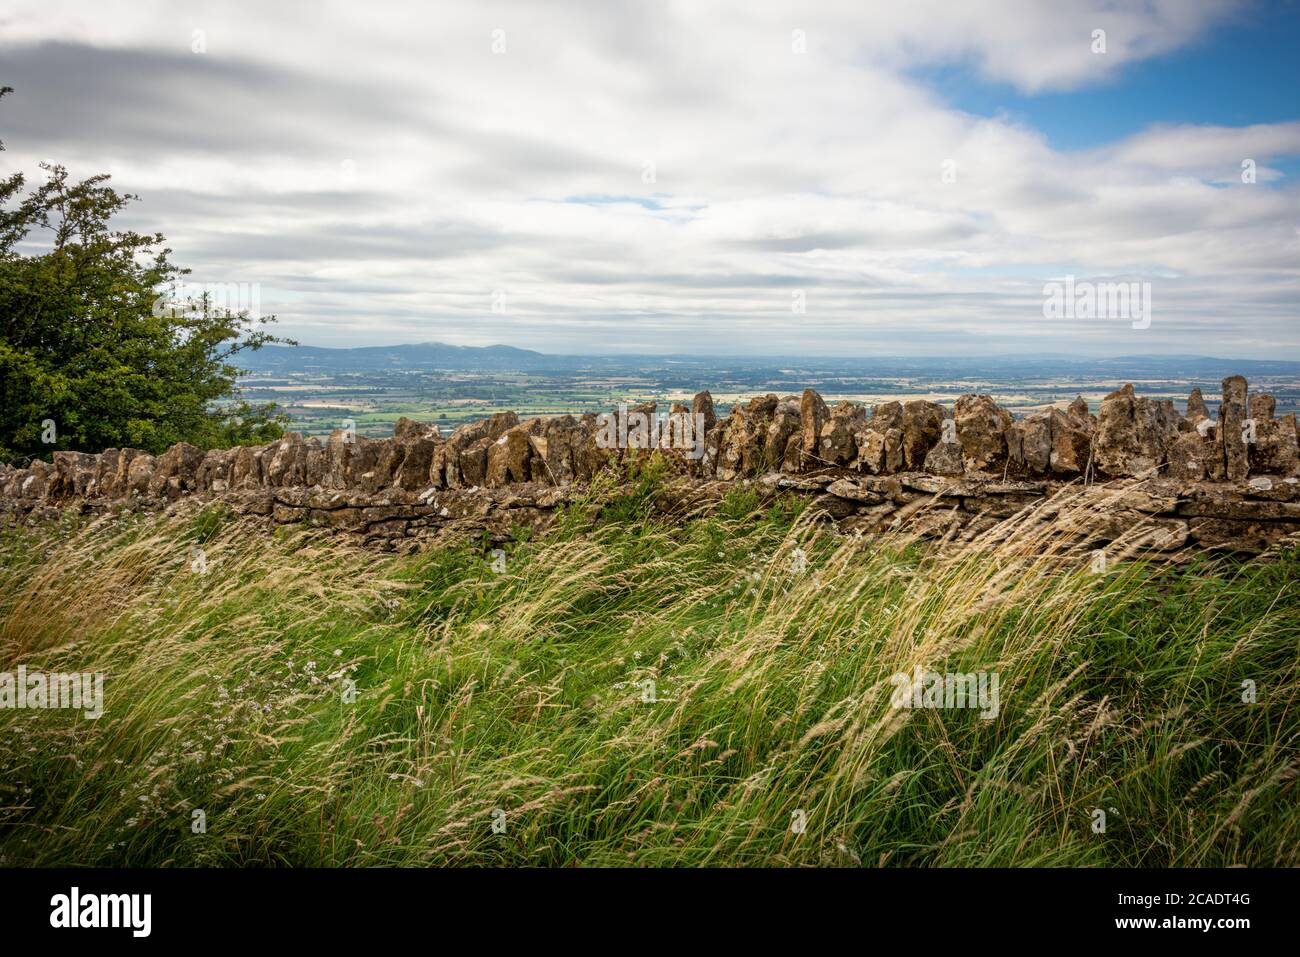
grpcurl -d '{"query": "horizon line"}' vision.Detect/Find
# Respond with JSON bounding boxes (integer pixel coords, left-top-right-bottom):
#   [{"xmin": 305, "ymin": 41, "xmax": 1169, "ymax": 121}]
[{"xmin": 246, "ymin": 342, "xmax": 1300, "ymax": 364}]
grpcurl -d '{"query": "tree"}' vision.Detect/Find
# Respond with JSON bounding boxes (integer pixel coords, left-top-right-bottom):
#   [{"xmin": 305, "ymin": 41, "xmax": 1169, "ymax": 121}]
[{"xmin": 0, "ymin": 86, "xmax": 292, "ymax": 464}]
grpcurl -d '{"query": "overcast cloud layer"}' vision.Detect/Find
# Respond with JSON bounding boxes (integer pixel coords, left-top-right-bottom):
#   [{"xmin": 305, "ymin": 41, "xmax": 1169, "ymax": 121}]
[{"xmin": 1, "ymin": 0, "xmax": 1297, "ymax": 357}]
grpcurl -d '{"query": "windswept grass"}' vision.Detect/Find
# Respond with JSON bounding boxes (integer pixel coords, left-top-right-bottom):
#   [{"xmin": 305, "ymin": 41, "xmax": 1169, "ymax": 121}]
[{"xmin": 1, "ymin": 478, "xmax": 1297, "ymax": 867}]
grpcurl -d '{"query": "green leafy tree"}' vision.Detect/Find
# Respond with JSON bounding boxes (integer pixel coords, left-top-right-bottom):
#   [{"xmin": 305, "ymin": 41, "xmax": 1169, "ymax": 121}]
[{"xmin": 0, "ymin": 86, "xmax": 292, "ymax": 464}]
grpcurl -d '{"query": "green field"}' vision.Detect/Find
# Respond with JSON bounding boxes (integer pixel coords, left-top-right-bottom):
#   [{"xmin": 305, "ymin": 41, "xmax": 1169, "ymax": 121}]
[{"xmin": 234, "ymin": 366, "xmax": 1300, "ymax": 441}]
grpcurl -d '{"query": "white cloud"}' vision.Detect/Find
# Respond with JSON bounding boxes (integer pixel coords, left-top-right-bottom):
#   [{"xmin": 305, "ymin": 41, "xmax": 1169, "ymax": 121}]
[{"xmin": 1, "ymin": 0, "xmax": 1296, "ymax": 356}]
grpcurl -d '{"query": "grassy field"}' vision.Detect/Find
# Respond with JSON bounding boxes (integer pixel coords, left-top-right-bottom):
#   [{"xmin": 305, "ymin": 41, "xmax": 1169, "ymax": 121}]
[{"xmin": 1, "ymin": 474, "xmax": 1298, "ymax": 867}]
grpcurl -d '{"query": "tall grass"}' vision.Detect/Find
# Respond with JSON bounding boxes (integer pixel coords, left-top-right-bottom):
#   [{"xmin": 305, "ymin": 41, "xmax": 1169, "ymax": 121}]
[{"xmin": 1, "ymin": 478, "xmax": 1297, "ymax": 866}]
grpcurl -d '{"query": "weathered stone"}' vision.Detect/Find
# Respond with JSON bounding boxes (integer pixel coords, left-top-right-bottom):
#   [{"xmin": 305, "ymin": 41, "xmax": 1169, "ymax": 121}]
[
  {"xmin": 614, "ymin": 403, "xmax": 657, "ymax": 465},
  {"xmin": 1250, "ymin": 413, "xmax": 1299, "ymax": 476},
  {"xmin": 1073, "ymin": 484, "xmax": 1180, "ymax": 515},
  {"xmin": 1220, "ymin": 375, "xmax": 1249, "ymax": 482},
  {"xmin": 321, "ymin": 431, "xmax": 349, "ymax": 488},
  {"xmin": 109, "ymin": 449, "xmax": 146, "ymax": 496},
  {"xmin": 230, "ymin": 445, "xmax": 264, "ymax": 489},
  {"xmin": 339, "ymin": 436, "xmax": 382, "ymax": 489},
  {"xmin": 394, "ymin": 417, "xmax": 442, "ymax": 442},
  {"xmin": 924, "ymin": 432, "xmax": 964, "ymax": 475},
  {"xmin": 1188, "ymin": 517, "xmax": 1293, "ymax": 552},
  {"xmin": 1008, "ymin": 406, "xmax": 1094, "ymax": 477},
  {"xmin": 51, "ymin": 451, "xmax": 98, "ymax": 498},
  {"xmin": 871, "ymin": 401, "xmax": 904, "ymax": 433},
  {"xmin": 486, "ymin": 426, "xmax": 534, "ymax": 487},
  {"xmin": 265, "ymin": 434, "xmax": 307, "ymax": 487},
  {"xmin": 458, "ymin": 437, "xmax": 492, "ymax": 487},
  {"xmin": 857, "ymin": 474, "xmax": 905, "ymax": 499},
  {"xmin": 769, "ymin": 473, "xmax": 835, "ymax": 491},
  {"xmin": 812, "ymin": 491, "xmax": 860, "ymax": 520},
  {"xmin": 485, "ymin": 411, "xmax": 523, "ymax": 441},
  {"xmin": 960, "ymin": 494, "xmax": 1043, "ymax": 519},
  {"xmin": 148, "ymin": 442, "xmax": 206, "ymax": 497},
  {"xmin": 126, "ymin": 453, "xmax": 156, "ymax": 495},
  {"xmin": 304, "ymin": 443, "xmax": 326, "ymax": 487},
  {"xmin": 902, "ymin": 474, "xmax": 971, "ymax": 496},
  {"xmin": 900, "ymin": 400, "xmax": 945, "ymax": 470},
  {"xmin": 93, "ymin": 449, "xmax": 122, "ymax": 497},
  {"xmin": 430, "ymin": 439, "xmax": 461, "ymax": 488},
  {"xmin": 692, "ymin": 391, "xmax": 717, "ymax": 434},
  {"xmin": 819, "ymin": 401, "xmax": 867, "ymax": 466},
  {"xmin": 765, "ymin": 400, "xmax": 802, "ymax": 473},
  {"xmin": 574, "ymin": 424, "xmax": 618, "ymax": 482},
  {"xmin": 746, "ymin": 394, "xmax": 779, "ymax": 418},
  {"xmin": 196, "ymin": 448, "xmax": 236, "ymax": 492},
  {"xmin": 715, "ymin": 408, "xmax": 748, "ymax": 481},
  {"xmin": 530, "ymin": 415, "xmax": 588, "ymax": 485},
  {"xmin": 366, "ymin": 439, "xmax": 407, "ymax": 492},
  {"xmin": 854, "ymin": 427, "xmax": 904, "ymax": 475},
  {"xmin": 983, "ymin": 479, "xmax": 1049, "ymax": 495},
  {"xmin": 433, "ymin": 412, "xmax": 519, "ymax": 488},
  {"xmin": 1178, "ymin": 498, "xmax": 1300, "ymax": 521},
  {"xmin": 1204, "ymin": 426, "xmax": 1227, "ymax": 482},
  {"xmin": 781, "ymin": 432, "xmax": 802, "ymax": 473},
  {"xmin": 1095, "ymin": 384, "xmax": 1179, "ymax": 478},
  {"xmin": 1166, "ymin": 430, "xmax": 1208, "ymax": 482},
  {"xmin": 17, "ymin": 460, "xmax": 54, "ymax": 499},
  {"xmin": 1248, "ymin": 394, "xmax": 1276, "ymax": 421},
  {"xmin": 825, "ymin": 478, "xmax": 885, "ymax": 504},
  {"xmin": 1007, "ymin": 413, "xmax": 1052, "ymax": 475},
  {"xmin": 394, "ymin": 437, "xmax": 439, "ymax": 490},
  {"xmin": 799, "ymin": 389, "xmax": 829, "ymax": 468},
  {"xmin": 717, "ymin": 403, "xmax": 774, "ymax": 479},
  {"xmin": 696, "ymin": 421, "xmax": 724, "ymax": 478},
  {"xmin": 1145, "ymin": 520, "xmax": 1191, "ymax": 551},
  {"xmin": 656, "ymin": 404, "xmax": 702, "ymax": 469},
  {"xmin": 953, "ymin": 394, "xmax": 1013, "ymax": 472},
  {"xmin": 1050, "ymin": 407, "xmax": 1094, "ymax": 475}
]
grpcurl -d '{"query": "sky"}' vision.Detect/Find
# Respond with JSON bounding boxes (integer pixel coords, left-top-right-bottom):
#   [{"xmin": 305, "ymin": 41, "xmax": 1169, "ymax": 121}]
[{"xmin": 1, "ymin": 0, "xmax": 1298, "ymax": 358}]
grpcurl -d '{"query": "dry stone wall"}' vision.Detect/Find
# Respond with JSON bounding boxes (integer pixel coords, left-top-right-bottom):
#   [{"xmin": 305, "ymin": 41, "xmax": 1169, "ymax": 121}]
[{"xmin": 4, "ymin": 376, "xmax": 1299, "ymax": 555}]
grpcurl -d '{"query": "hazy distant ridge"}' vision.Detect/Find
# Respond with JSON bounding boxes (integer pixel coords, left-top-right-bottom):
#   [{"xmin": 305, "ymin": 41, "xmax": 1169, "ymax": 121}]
[
  {"xmin": 240, "ymin": 341, "xmax": 549, "ymax": 372},
  {"xmin": 239, "ymin": 343, "xmax": 1300, "ymax": 378}
]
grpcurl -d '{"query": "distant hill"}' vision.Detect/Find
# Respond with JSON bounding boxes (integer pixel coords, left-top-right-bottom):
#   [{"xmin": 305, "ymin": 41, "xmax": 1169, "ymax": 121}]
[
  {"xmin": 238, "ymin": 341, "xmax": 551, "ymax": 372},
  {"xmin": 238, "ymin": 342, "xmax": 1300, "ymax": 378}
]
